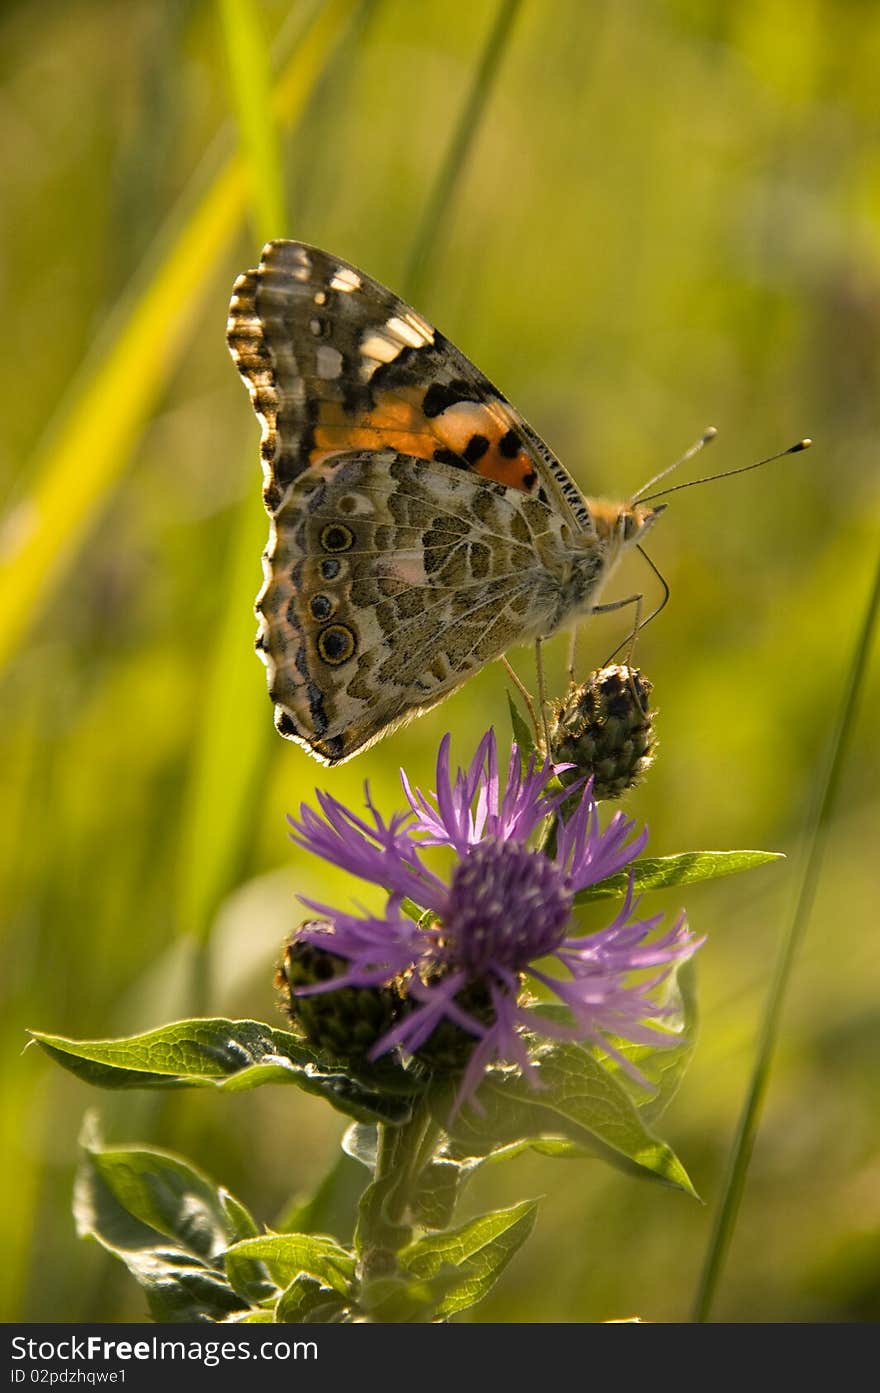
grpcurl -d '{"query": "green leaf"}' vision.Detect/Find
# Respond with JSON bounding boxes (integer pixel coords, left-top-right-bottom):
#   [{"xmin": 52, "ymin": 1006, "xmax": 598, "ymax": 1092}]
[
  {"xmin": 74, "ymin": 1128, "xmax": 254, "ymax": 1322},
  {"xmin": 443, "ymin": 1044, "xmax": 698, "ymax": 1197},
  {"xmin": 401, "ymin": 1200, "xmax": 538, "ymax": 1318},
  {"xmin": 220, "ymin": 1190, "xmax": 261, "ymax": 1243},
  {"xmin": 223, "ymin": 1308, "xmax": 278, "ymax": 1324},
  {"xmin": 29, "ymin": 1018, "xmax": 418, "ymax": 1125},
  {"xmin": 225, "ymin": 1234, "xmax": 355, "ymax": 1300},
  {"xmin": 575, "ymin": 849, "xmax": 783, "ymax": 903},
  {"xmin": 412, "ymin": 1159, "xmax": 465, "ymax": 1231},
  {"xmin": 507, "ymin": 690, "xmax": 537, "ymax": 759},
  {"xmin": 274, "ymin": 1276, "xmax": 350, "ymax": 1323},
  {"xmin": 83, "ymin": 1149, "xmax": 233, "ymax": 1261},
  {"xmin": 528, "ymin": 957, "xmax": 699, "ymax": 1126},
  {"xmin": 358, "ymin": 1272, "xmax": 452, "ymax": 1323}
]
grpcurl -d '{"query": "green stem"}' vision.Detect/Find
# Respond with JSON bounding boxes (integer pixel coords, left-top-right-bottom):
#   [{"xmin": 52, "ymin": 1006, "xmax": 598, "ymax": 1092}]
[
  {"xmin": 356, "ymin": 1100, "xmax": 435, "ymax": 1282},
  {"xmin": 402, "ymin": 0, "xmax": 524, "ymax": 304},
  {"xmin": 692, "ymin": 542, "xmax": 880, "ymax": 1321}
]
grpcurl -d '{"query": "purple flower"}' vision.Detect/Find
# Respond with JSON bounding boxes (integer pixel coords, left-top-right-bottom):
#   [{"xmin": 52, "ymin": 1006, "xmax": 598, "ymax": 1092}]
[{"xmin": 287, "ymin": 731, "xmax": 701, "ymax": 1111}]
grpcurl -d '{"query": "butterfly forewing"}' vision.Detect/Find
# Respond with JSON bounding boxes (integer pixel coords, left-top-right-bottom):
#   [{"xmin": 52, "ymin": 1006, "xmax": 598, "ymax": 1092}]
[{"xmin": 227, "ymin": 241, "xmax": 591, "ymax": 521}]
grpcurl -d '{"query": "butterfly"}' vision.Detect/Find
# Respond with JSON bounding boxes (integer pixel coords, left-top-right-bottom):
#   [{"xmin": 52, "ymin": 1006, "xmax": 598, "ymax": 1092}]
[{"xmin": 226, "ymin": 241, "xmax": 664, "ymax": 765}]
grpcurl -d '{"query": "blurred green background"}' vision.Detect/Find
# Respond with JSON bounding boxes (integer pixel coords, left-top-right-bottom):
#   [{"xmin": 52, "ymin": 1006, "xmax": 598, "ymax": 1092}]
[{"xmin": 2, "ymin": 0, "xmax": 878, "ymax": 1323}]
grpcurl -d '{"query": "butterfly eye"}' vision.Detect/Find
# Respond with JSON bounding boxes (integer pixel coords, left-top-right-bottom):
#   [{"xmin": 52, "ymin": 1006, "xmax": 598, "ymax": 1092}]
[{"xmin": 621, "ymin": 511, "xmax": 639, "ymax": 543}]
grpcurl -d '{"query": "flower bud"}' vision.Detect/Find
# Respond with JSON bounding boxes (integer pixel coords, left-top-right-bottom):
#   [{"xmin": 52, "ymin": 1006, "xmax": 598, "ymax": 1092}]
[
  {"xmin": 407, "ymin": 973, "xmax": 500, "ymax": 1073},
  {"xmin": 275, "ymin": 922, "xmax": 403, "ymax": 1066},
  {"xmin": 550, "ymin": 665, "xmax": 657, "ymax": 800}
]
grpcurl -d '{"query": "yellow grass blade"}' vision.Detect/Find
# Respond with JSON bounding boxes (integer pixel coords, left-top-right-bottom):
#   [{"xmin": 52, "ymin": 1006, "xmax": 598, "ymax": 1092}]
[
  {"xmin": 173, "ymin": 1, "xmax": 292, "ymax": 986},
  {"xmin": 219, "ymin": 0, "xmax": 287, "ymax": 240},
  {"xmin": 0, "ymin": 0, "xmax": 358, "ymax": 674}
]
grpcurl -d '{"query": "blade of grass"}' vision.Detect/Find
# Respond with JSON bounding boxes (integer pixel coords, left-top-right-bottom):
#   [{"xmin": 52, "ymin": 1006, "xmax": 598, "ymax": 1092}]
[
  {"xmin": 692, "ymin": 541, "xmax": 880, "ymax": 1321},
  {"xmin": 172, "ymin": 3, "xmax": 291, "ymax": 1011},
  {"xmin": 0, "ymin": 0, "xmax": 359, "ymax": 676},
  {"xmin": 402, "ymin": 0, "xmax": 524, "ymax": 303},
  {"xmin": 219, "ymin": 0, "xmax": 286, "ymax": 240}
]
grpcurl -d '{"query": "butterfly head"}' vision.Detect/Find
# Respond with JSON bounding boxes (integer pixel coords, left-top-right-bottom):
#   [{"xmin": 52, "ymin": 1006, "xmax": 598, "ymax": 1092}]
[{"xmin": 589, "ymin": 500, "xmax": 666, "ymax": 555}]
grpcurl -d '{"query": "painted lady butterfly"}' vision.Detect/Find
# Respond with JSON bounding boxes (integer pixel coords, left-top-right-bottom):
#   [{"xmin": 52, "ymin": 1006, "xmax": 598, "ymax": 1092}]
[{"xmin": 227, "ymin": 241, "xmax": 663, "ymax": 764}]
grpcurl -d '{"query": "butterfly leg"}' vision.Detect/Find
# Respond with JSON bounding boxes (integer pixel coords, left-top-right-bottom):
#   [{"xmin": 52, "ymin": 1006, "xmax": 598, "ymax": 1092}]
[
  {"xmin": 566, "ymin": 627, "xmax": 578, "ymax": 688},
  {"xmin": 593, "ymin": 593, "xmax": 644, "ymax": 668},
  {"xmin": 499, "ymin": 656, "xmax": 542, "ymax": 747},
  {"xmin": 534, "ymin": 637, "xmax": 552, "ymax": 756},
  {"xmin": 594, "ymin": 594, "xmax": 651, "ymax": 714}
]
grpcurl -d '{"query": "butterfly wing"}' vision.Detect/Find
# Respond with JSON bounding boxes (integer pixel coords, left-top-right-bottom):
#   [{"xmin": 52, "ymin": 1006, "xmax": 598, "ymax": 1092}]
[
  {"xmin": 227, "ymin": 241, "xmax": 595, "ymax": 763},
  {"xmin": 227, "ymin": 240, "xmax": 593, "ymax": 528},
  {"xmin": 260, "ymin": 450, "xmax": 570, "ymax": 764}
]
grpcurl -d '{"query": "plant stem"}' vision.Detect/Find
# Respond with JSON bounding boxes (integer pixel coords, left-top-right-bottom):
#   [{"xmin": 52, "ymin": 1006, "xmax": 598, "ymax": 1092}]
[
  {"xmin": 356, "ymin": 1100, "xmax": 435, "ymax": 1282},
  {"xmin": 692, "ymin": 542, "xmax": 880, "ymax": 1321},
  {"xmin": 403, "ymin": 0, "xmax": 524, "ymax": 304}
]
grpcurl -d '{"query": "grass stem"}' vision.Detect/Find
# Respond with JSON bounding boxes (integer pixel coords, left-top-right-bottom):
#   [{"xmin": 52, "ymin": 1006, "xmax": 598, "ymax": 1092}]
[{"xmin": 692, "ymin": 542, "xmax": 880, "ymax": 1320}]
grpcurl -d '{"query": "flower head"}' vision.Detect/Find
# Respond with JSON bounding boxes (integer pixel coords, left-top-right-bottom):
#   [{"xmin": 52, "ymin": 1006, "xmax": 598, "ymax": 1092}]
[{"xmin": 286, "ymin": 730, "xmax": 701, "ymax": 1111}]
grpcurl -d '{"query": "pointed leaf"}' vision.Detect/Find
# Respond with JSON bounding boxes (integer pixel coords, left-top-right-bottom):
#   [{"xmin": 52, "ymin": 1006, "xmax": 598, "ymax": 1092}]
[
  {"xmin": 220, "ymin": 1190, "xmax": 261, "ymax": 1243},
  {"xmin": 528, "ymin": 957, "xmax": 699, "ymax": 1125},
  {"xmin": 225, "ymin": 1234, "xmax": 355, "ymax": 1299},
  {"xmin": 443, "ymin": 1045, "xmax": 698, "ymax": 1196},
  {"xmin": 29, "ymin": 1018, "xmax": 418, "ymax": 1124},
  {"xmin": 575, "ymin": 849, "xmax": 783, "ymax": 903},
  {"xmin": 81, "ymin": 1147, "xmax": 234, "ymax": 1261},
  {"xmin": 507, "ymin": 690, "xmax": 538, "ymax": 760},
  {"xmin": 275, "ymin": 1275, "xmax": 350, "ymax": 1323},
  {"xmin": 74, "ymin": 1136, "xmax": 252, "ymax": 1322},
  {"xmin": 412, "ymin": 1159, "xmax": 464, "ymax": 1231},
  {"xmin": 402, "ymin": 1200, "xmax": 538, "ymax": 1317}
]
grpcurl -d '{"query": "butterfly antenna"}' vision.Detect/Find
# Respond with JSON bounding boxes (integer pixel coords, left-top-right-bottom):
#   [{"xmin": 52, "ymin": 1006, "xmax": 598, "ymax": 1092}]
[
  {"xmin": 639, "ymin": 438, "xmax": 812, "ymax": 504},
  {"xmin": 631, "ymin": 426, "xmax": 718, "ymax": 503}
]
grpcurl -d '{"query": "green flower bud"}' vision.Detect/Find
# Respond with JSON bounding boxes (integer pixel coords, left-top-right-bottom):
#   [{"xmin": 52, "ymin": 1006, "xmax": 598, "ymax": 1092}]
[
  {"xmin": 550, "ymin": 665, "xmax": 657, "ymax": 800},
  {"xmin": 275, "ymin": 922, "xmax": 403, "ymax": 1067},
  {"xmin": 407, "ymin": 973, "xmax": 499, "ymax": 1074}
]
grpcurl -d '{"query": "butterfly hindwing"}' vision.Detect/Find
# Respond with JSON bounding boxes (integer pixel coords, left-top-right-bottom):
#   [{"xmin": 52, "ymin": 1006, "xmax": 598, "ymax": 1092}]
[{"xmin": 259, "ymin": 450, "xmax": 568, "ymax": 763}]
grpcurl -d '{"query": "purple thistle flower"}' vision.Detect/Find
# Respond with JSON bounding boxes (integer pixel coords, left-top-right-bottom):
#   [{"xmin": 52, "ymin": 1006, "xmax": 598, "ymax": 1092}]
[{"xmin": 287, "ymin": 730, "xmax": 702, "ymax": 1112}]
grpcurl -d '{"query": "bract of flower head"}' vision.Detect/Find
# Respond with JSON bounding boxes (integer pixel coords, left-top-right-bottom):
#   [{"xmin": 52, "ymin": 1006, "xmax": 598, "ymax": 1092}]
[{"xmin": 286, "ymin": 730, "xmax": 701, "ymax": 1110}]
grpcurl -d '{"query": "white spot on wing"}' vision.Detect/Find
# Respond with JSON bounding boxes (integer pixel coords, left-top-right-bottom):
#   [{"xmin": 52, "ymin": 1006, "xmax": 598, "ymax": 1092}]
[
  {"xmin": 316, "ymin": 346, "xmax": 344, "ymax": 379},
  {"xmin": 360, "ymin": 332, "xmax": 400, "ymax": 364},
  {"xmin": 330, "ymin": 267, "xmax": 361, "ymax": 293},
  {"xmin": 385, "ymin": 314, "xmax": 433, "ymax": 348}
]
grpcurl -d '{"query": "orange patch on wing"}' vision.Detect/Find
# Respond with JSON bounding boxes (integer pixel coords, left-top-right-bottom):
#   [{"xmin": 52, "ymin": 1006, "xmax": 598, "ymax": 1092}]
[
  {"xmin": 474, "ymin": 446, "xmax": 537, "ymax": 491},
  {"xmin": 310, "ymin": 388, "xmax": 437, "ymax": 465},
  {"xmin": 308, "ymin": 388, "xmax": 538, "ymax": 494}
]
